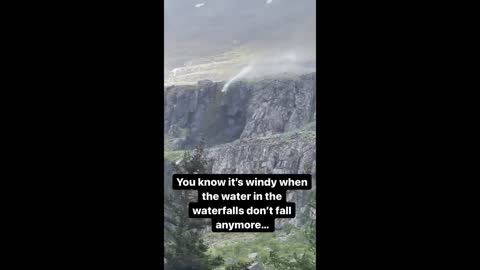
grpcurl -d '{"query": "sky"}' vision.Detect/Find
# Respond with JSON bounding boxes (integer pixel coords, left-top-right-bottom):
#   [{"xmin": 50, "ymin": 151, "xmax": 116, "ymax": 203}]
[{"xmin": 164, "ymin": 0, "xmax": 316, "ymax": 83}]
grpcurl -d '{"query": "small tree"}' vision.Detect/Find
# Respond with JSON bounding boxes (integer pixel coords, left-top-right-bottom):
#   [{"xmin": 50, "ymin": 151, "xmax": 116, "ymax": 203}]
[
  {"xmin": 164, "ymin": 142, "xmax": 223, "ymax": 270},
  {"xmin": 265, "ymin": 250, "xmax": 315, "ymax": 270}
]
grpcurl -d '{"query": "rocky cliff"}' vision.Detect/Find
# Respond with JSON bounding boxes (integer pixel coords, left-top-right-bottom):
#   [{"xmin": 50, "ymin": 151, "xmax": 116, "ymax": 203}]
[
  {"xmin": 164, "ymin": 73, "xmax": 315, "ymax": 148},
  {"xmin": 164, "ymin": 72, "xmax": 316, "ymax": 226}
]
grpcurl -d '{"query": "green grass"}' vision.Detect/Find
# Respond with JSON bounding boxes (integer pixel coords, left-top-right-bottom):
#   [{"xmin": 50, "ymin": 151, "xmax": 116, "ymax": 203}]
[
  {"xmin": 301, "ymin": 121, "xmax": 316, "ymax": 132},
  {"xmin": 204, "ymin": 227, "xmax": 313, "ymax": 270},
  {"xmin": 164, "ymin": 134, "xmax": 174, "ymax": 151},
  {"xmin": 178, "ymin": 128, "xmax": 188, "ymax": 137},
  {"xmin": 164, "ymin": 150, "xmax": 186, "ymax": 162},
  {"xmin": 165, "ymin": 44, "xmax": 257, "ymax": 86}
]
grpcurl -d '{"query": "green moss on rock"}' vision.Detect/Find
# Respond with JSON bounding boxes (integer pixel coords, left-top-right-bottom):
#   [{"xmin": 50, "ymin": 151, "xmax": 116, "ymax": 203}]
[{"xmin": 164, "ymin": 150, "xmax": 186, "ymax": 162}]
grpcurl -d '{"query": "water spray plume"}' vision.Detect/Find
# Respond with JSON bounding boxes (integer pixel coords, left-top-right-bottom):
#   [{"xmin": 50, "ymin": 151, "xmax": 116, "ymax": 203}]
[{"xmin": 221, "ymin": 65, "xmax": 254, "ymax": 93}]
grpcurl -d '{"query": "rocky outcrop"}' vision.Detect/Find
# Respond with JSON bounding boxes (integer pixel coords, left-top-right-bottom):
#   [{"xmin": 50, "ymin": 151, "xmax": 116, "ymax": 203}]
[
  {"xmin": 164, "ymin": 79, "xmax": 251, "ymax": 150},
  {"xmin": 248, "ymin": 262, "xmax": 265, "ymax": 270},
  {"xmin": 240, "ymin": 73, "xmax": 316, "ymax": 139},
  {"xmin": 205, "ymin": 131, "xmax": 316, "ymax": 227},
  {"xmin": 205, "ymin": 131, "xmax": 316, "ymax": 175},
  {"xmin": 164, "ymin": 73, "xmax": 316, "ymax": 150}
]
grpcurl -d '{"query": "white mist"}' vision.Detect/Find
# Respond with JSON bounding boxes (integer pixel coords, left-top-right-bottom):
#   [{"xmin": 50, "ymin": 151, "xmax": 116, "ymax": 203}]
[{"xmin": 221, "ymin": 65, "xmax": 253, "ymax": 93}]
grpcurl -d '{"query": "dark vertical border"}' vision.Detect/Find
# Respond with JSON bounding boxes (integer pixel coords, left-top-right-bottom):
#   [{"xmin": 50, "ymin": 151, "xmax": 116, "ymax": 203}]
[
  {"xmin": 31, "ymin": 2, "xmax": 168, "ymax": 269},
  {"xmin": 315, "ymin": 1, "xmax": 323, "ymax": 269},
  {"xmin": 161, "ymin": 1, "xmax": 165, "ymax": 267}
]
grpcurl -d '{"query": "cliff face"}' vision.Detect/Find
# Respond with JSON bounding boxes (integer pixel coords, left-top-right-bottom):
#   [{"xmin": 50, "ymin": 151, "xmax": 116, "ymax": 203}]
[
  {"xmin": 206, "ymin": 132, "xmax": 315, "ymax": 175},
  {"xmin": 164, "ymin": 79, "xmax": 251, "ymax": 150},
  {"xmin": 164, "ymin": 73, "xmax": 315, "ymax": 149},
  {"xmin": 164, "ymin": 73, "xmax": 316, "ymax": 226},
  {"xmin": 240, "ymin": 74, "xmax": 316, "ymax": 139}
]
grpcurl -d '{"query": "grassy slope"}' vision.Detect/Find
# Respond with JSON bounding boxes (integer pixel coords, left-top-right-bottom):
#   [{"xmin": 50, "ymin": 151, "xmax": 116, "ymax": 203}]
[
  {"xmin": 164, "ymin": 150, "xmax": 185, "ymax": 163},
  {"xmin": 165, "ymin": 43, "xmax": 258, "ymax": 86},
  {"xmin": 204, "ymin": 227, "xmax": 312, "ymax": 270}
]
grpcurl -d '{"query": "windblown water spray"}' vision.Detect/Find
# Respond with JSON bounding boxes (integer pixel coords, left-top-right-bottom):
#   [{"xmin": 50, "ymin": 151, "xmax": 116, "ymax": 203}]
[{"xmin": 221, "ymin": 65, "xmax": 253, "ymax": 93}]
